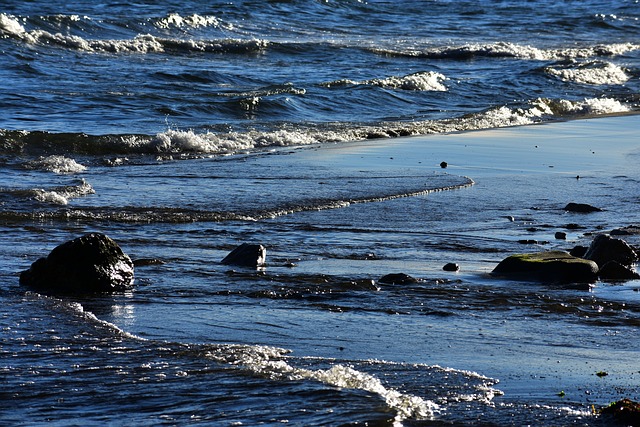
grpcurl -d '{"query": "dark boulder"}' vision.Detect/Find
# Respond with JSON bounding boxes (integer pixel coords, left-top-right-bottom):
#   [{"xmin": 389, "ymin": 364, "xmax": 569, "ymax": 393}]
[
  {"xmin": 569, "ymin": 245, "xmax": 588, "ymax": 258},
  {"xmin": 584, "ymin": 234, "xmax": 638, "ymax": 268},
  {"xmin": 554, "ymin": 232, "xmax": 567, "ymax": 240},
  {"xmin": 563, "ymin": 202, "xmax": 603, "ymax": 213},
  {"xmin": 598, "ymin": 261, "xmax": 640, "ymax": 281},
  {"xmin": 611, "ymin": 225, "xmax": 640, "ymax": 236},
  {"xmin": 221, "ymin": 243, "xmax": 266, "ymax": 268},
  {"xmin": 599, "ymin": 399, "xmax": 640, "ymax": 426},
  {"xmin": 19, "ymin": 233, "xmax": 134, "ymax": 294},
  {"xmin": 492, "ymin": 250, "xmax": 598, "ymax": 283},
  {"xmin": 443, "ymin": 263, "xmax": 460, "ymax": 272},
  {"xmin": 379, "ymin": 273, "xmax": 418, "ymax": 285}
]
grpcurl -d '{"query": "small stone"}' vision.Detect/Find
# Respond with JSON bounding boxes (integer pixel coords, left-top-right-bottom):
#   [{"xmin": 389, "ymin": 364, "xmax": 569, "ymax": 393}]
[
  {"xmin": 443, "ymin": 263, "xmax": 460, "ymax": 272},
  {"xmin": 555, "ymin": 232, "xmax": 567, "ymax": 240},
  {"xmin": 440, "ymin": 161, "xmax": 448, "ymax": 168}
]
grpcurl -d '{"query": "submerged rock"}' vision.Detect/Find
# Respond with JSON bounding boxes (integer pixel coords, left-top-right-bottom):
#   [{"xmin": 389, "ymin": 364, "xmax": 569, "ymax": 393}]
[
  {"xmin": 19, "ymin": 233, "xmax": 134, "ymax": 294},
  {"xmin": 563, "ymin": 202, "xmax": 603, "ymax": 213},
  {"xmin": 221, "ymin": 243, "xmax": 266, "ymax": 268},
  {"xmin": 492, "ymin": 250, "xmax": 598, "ymax": 283},
  {"xmin": 379, "ymin": 273, "xmax": 418, "ymax": 285},
  {"xmin": 584, "ymin": 234, "xmax": 638, "ymax": 268}
]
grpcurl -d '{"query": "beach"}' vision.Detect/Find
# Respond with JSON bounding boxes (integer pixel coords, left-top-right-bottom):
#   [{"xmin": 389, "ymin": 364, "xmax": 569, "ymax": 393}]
[
  {"xmin": 2, "ymin": 1, "xmax": 639, "ymax": 424},
  {"xmin": 3, "ymin": 114, "xmax": 640, "ymax": 426}
]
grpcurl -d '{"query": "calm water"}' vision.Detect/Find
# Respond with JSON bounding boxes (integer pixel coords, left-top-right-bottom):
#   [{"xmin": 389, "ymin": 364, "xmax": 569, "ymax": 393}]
[{"xmin": 1, "ymin": 1, "xmax": 640, "ymax": 425}]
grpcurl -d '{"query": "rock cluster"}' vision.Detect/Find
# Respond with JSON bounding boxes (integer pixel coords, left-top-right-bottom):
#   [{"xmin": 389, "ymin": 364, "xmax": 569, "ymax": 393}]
[{"xmin": 492, "ymin": 233, "xmax": 639, "ymax": 283}]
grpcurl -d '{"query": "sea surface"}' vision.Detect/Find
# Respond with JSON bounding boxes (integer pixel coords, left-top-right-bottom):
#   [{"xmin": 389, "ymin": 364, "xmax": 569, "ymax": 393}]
[{"xmin": 1, "ymin": 1, "xmax": 640, "ymax": 425}]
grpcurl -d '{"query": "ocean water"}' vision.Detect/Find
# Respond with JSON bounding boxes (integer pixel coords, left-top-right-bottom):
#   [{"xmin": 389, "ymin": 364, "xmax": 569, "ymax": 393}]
[{"xmin": 1, "ymin": 1, "xmax": 640, "ymax": 425}]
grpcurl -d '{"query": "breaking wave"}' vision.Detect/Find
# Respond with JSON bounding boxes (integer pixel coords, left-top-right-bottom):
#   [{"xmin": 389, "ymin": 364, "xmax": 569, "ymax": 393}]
[
  {"xmin": 0, "ymin": 179, "xmax": 95, "ymax": 206},
  {"xmin": 0, "ymin": 13, "xmax": 266, "ymax": 54},
  {"xmin": 545, "ymin": 61, "xmax": 630, "ymax": 85},
  {"xmin": 325, "ymin": 71, "xmax": 448, "ymax": 91},
  {"xmin": 25, "ymin": 155, "xmax": 87, "ymax": 174},
  {"xmin": 372, "ymin": 41, "xmax": 640, "ymax": 61},
  {"xmin": 0, "ymin": 97, "xmax": 631, "ymax": 157}
]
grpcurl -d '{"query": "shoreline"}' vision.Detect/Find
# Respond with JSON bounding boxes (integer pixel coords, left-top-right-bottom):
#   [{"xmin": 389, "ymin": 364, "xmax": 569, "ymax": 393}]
[{"xmin": 285, "ymin": 113, "xmax": 640, "ymax": 407}]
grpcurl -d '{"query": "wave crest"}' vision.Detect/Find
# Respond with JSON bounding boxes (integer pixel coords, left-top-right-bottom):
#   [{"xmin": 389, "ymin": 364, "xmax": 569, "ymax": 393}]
[
  {"xmin": 373, "ymin": 41, "xmax": 640, "ymax": 61},
  {"xmin": 154, "ymin": 13, "xmax": 232, "ymax": 30},
  {"xmin": 26, "ymin": 155, "xmax": 87, "ymax": 174},
  {"xmin": 545, "ymin": 61, "xmax": 630, "ymax": 85},
  {"xmin": 0, "ymin": 13, "xmax": 266, "ymax": 55}
]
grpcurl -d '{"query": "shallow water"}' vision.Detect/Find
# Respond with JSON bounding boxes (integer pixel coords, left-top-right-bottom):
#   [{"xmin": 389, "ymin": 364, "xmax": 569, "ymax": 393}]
[
  {"xmin": 2, "ymin": 0, "xmax": 640, "ymax": 425},
  {"xmin": 3, "ymin": 116, "xmax": 640, "ymax": 425}
]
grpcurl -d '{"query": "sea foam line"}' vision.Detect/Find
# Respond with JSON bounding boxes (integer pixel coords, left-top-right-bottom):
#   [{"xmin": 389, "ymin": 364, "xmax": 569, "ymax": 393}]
[
  {"xmin": 0, "ymin": 13, "xmax": 266, "ymax": 54},
  {"xmin": 203, "ymin": 344, "xmax": 440, "ymax": 424}
]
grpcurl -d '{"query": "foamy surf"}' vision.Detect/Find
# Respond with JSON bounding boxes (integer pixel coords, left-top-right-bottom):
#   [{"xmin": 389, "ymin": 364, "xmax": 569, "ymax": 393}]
[
  {"xmin": 545, "ymin": 61, "xmax": 630, "ymax": 85},
  {"xmin": 202, "ymin": 344, "xmax": 440, "ymax": 423}
]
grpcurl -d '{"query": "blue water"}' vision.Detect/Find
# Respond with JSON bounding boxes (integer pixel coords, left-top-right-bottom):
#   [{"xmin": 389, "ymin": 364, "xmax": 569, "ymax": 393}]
[{"xmin": 1, "ymin": 1, "xmax": 640, "ymax": 425}]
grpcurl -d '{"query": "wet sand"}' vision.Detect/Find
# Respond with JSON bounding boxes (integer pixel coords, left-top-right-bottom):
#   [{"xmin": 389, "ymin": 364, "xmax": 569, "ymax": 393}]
[{"xmin": 284, "ymin": 113, "xmax": 640, "ymax": 409}]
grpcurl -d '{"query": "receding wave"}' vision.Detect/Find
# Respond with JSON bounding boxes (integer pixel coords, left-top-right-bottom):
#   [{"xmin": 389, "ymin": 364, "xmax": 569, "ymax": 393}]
[
  {"xmin": 0, "ymin": 174, "xmax": 474, "ymax": 223},
  {"xmin": 50, "ymin": 296, "xmax": 502, "ymax": 423},
  {"xmin": 0, "ymin": 13, "xmax": 266, "ymax": 54},
  {"xmin": 372, "ymin": 41, "xmax": 640, "ymax": 61}
]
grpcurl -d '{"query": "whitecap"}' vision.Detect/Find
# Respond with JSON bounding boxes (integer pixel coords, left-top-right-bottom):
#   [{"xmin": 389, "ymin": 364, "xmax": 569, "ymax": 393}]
[
  {"xmin": 28, "ymin": 155, "xmax": 87, "ymax": 174},
  {"xmin": 375, "ymin": 41, "xmax": 640, "ymax": 61},
  {"xmin": 324, "ymin": 71, "xmax": 448, "ymax": 91},
  {"xmin": 368, "ymin": 71, "xmax": 448, "ymax": 91},
  {"xmin": 0, "ymin": 14, "xmax": 265, "ymax": 55},
  {"xmin": 154, "ymin": 13, "xmax": 232, "ymax": 30},
  {"xmin": 0, "ymin": 13, "xmax": 26, "ymax": 36},
  {"xmin": 546, "ymin": 61, "xmax": 630, "ymax": 85},
  {"xmin": 31, "ymin": 179, "xmax": 95, "ymax": 205}
]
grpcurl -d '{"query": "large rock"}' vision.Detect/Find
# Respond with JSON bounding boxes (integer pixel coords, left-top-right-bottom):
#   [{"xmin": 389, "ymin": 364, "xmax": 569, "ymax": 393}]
[
  {"xmin": 599, "ymin": 399, "xmax": 640, "ymax": 426},
  {"xmin": 584, "ymin": 234, "xmax": 638, "ymax": 267},
  {"xmin": 19, "ymin": 233, "xmax": 134, "ymax": 294},
  {"xmin": 221, "ymin": 243, "xmax": 266, "ymax": 268},
  {"xmin": 492, "ymin": 250, "xmax": 598, "ymax": 283},
  {"xmin": 598, "ymin": 261, "xmax": 640, "ymax": 281},
  {"xmin": 563, "ymin": 202, "xmax": 603, "ymax": 213},
  {"xmin": 379, "ymin": 273, "xmax": 418, "ymax": 285}
]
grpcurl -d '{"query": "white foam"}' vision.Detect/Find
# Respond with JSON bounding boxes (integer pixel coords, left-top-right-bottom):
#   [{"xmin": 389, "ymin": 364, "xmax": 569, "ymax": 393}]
[
  {"xmin": 33, "ymin": 189, "xmax": 70, "ymax": 205},
  {"xmin": 29, "ymin": 155, "xmax": 87, "ymax": 174},
  {"xmin": 204, "ymin": 345, "xmax": 439, "ymax": 423},
  {"xmin": 380, "ymin": 41, "xmax": 640, "ymax": 61},
  {"xmin": 370, "ymin": 71, "xmax": 448, "ymax": 91},
  {"xmin": 32, "ymin": 179, "xmax": 95, "ymax": 205},
  {"xmin": 556, "ymin": 97, "xmax": 631, "ymax": 115},
  {"xmin": 0, "ymin": 14, "xmax": 265, "ymax": 55},
  {"xmin": 0, "ymin": 13, "xmax": 26, "ymax": 36},
  {"xmin": 546, "ymin": 61, "xmax": 630, "ymax": 85},
  {"xmin": 155, "ymin": 13, "xmax": 233, "ymax": 30}
]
